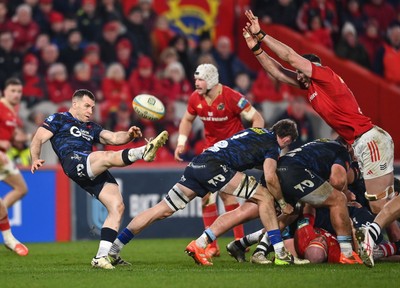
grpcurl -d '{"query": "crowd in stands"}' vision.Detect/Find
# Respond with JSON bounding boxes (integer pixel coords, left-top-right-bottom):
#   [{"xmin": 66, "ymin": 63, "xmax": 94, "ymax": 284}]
[{"xmin": 2, "ymin": 0, "xmax": 400, "ymax": 165}]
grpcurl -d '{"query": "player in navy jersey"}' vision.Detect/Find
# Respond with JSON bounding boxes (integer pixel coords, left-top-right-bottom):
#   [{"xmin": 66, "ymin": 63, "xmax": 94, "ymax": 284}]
[
  {"xmin": 108, "ymin": 119, "xmax": 302, "ymax": 266},
  {"xmin": 223, "ymin": 139, "xmax": 362, "ymax": 264},
  {"xmin": 30, "ymin": 89, "xmax": 168, "ymax": 269}
]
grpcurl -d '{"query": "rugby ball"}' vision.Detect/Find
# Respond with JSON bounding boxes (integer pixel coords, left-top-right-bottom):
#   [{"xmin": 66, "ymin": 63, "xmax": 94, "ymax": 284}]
[{"xmin": 132, "ymin": 94, "xmax": 165, "ymax": 121}]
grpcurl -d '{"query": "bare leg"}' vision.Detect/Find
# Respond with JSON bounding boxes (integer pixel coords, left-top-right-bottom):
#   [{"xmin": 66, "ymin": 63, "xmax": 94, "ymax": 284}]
[{"xmin": 3, "ymin": 173, "xmax": 28, "ymax": 208}]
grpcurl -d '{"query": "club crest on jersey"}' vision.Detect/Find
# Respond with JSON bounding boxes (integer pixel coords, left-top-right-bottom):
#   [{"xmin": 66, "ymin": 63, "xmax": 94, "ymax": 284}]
[{"xmin": 217, "ymin": 103, "xmax": 225, "ymax": 110}]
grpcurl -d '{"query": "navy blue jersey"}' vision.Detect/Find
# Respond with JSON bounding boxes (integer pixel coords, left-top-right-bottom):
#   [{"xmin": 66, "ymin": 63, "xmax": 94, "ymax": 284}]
[
  {"xmin": 42, "ymin": 112, "xmax": 103, "ymax": 164},
  {"xmin": 279, "ymin": 139, "xmax": 350, "ymax": 180},
  {"xmin": 198, "ymin": 128, "xmax": 281, "ymax": 171}
]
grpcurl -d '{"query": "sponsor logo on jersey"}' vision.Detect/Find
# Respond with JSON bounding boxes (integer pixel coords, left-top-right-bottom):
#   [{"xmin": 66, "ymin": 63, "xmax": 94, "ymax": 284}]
[
  {"xmin": 250, "ymin": 127, "xmax": 266, "ymax": 134},
  {"xmin": 309, "ymin": 91, "xmax": 318, "ymax": 101},
  {"xmin": 199, "ymin": 116, "xmax": 228, "ymax": 122},
  {"xmin": 237, "ymin": 97, "xmax": 248, "ymax": 109},
  {"xmin": 46, "ymin": 115, "xmax": 55, "ymax": 122}
]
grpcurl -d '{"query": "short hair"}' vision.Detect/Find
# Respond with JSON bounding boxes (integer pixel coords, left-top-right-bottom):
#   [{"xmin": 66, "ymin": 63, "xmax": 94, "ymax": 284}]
[
  {"xmin": 302, "ymin": 53, "xmax": 322, "ymax": 64},
  {"xmin": 72, "ymin": 89, "xmax": 95, "ymax": 101},
  {"xmin": 4, "ymin": 77, "xmax": 22, "ymax": 88},
  {"xmin": 271, "ymin": 119, "xmax": 298, "ymax": 142}
]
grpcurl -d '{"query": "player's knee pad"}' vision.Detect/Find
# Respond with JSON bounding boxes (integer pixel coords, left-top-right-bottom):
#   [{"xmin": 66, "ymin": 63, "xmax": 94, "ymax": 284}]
[
  {"xmin": 365, "ymin": 185, "xmax": 395, "ymax": 201},
  {"xmin": 232, "ymin": 175, "xmax": 259, "ymax": 199},
  {"xmin": 164, "ymin": 185, "xmax": 190, "ymax": 211}
]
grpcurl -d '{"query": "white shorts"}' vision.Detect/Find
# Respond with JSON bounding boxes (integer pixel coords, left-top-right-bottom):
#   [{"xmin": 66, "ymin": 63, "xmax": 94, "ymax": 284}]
[
  {"xmin": 352, "ymin": 126, "xmax": 394, "ymax": 180},
  {"xmin": 0, "ymin": 154, "xmax": 20, "ymax": 181}
]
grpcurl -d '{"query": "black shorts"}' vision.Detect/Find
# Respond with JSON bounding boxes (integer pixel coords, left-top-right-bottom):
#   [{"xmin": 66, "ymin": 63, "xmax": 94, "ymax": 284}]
[
  {"xmin": 62, "ymin": 151, "xmax": 118, "ymax": 198},
  {"xmin": 277, "ymin": 165, "xmax": 327, "ymax": 206},
  {"xmin": 178, "ymin": 155, "xmax": 236, "ymax": 198}
]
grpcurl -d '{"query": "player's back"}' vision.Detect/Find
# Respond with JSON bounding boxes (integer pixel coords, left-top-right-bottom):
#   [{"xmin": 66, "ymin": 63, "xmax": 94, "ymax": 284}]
[
  {"xmin": 198, "ymin": 127, "xmax": 280, "ymax": 171},
  {"xmin": 280, "ymin": 139, "xmax": 350, "ymax": 180}
]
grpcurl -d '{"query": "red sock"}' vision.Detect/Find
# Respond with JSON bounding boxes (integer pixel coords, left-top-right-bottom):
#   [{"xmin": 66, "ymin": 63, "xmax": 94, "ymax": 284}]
[
  {"xmin": 378, "ymin": 243, "xmax": 397, "ymax": 257},
  {"xmin": 0, "ymin": 215, "xmax": 10, "ymax": 231},
  {"xmin": 225, "ymin": 203, "xmax": 244, "ymax": 239},
  {"xmin": 203, "ymin": 204, "xmax": 219, "ymax": 248}
]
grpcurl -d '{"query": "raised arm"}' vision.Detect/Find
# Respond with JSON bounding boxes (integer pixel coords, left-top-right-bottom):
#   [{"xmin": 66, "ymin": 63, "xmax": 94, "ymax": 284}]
[
  {"xmin": 30, "ymin": 127, "xmax": 54, "ymax": 173},
  {"xmin": 174, "ymin": 110, "xmax": 196, "ymax": 161},
  {"xmin": 244, "ymin": 10, "xmax": 312, "ymax": 79},
  {"xmin": 99, "ymin": 126, "xmax": 142, "ymax": 145}
]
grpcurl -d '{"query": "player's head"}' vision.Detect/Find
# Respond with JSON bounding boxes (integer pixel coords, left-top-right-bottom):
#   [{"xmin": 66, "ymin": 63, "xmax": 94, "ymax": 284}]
[
  {"xmin": 304, "ymin": 236, "xmax": 328, "ymax": 263},
  {"xmin": 194, "ymin": 63, "xmax": 219, "ymax": 94},
  {"xmin": 271, "ymin": 118, "xmax": 298, "ymax": 149},
  {"xmin": 2, "ymin": 77, "xmax": 23, "ymax": 106},
  {"xmin": 296, "ymin": 54, "xmax": 321, "ymax": 89},
  {"xmin": 71, "ymin": 89, "xmax": 95, "ymax": 122}
]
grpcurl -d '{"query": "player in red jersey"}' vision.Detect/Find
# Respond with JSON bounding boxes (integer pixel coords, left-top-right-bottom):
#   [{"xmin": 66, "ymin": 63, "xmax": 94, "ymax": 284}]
[
  {"xmin": 174, "ymin": 63, "xmax": 264, "ymax": 257},
  {"xmin": 0, "ymin": 78, "xmax": 28, "ymax": 209},
  {"xmin": 0, "ymin": 154, "xmax": 29, "ymax": 256},
  {"xmin": 243, "ymin": 10, "xmax": 396, "ymax": 267}
]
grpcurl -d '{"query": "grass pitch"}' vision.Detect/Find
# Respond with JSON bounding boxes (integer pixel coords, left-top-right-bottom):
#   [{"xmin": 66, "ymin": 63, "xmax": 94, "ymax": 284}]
[{"xmin": 1, "ymin": 238, "xmax": 398, "ymax": 288}]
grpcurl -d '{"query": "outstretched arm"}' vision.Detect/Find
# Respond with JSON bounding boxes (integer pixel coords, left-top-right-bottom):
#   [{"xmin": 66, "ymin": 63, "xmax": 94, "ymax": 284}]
[
  {"xmin": 174, "ymin": 111, "xmax": 196, "ymax": 161},
  {"xmin": 244, "ymin": 10, "xmax": 312, "ymax": 79},
  {"xmin": 30, "ymin": 127, "xmax": 53, "ymax": 173},
  {"xmin": 99, "ymin": 126, "xmax": 142, "ymax": 145}
]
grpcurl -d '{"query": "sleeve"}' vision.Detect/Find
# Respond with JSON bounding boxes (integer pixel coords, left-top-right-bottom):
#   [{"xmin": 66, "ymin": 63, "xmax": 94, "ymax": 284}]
[
  {"xmin": 92, "ymin": 122, "xmax": 103, "ymax": 144},
  {"xmin": 42, "ymin": 113, "xmax": 62, "ymax": 134},
  {"xmin": 227, "ymin": 88, "xmax": 250, "ymax": 113},
  {"xmin": 186, "ymin": 92, "xmax": 198, "ymax": 116}
]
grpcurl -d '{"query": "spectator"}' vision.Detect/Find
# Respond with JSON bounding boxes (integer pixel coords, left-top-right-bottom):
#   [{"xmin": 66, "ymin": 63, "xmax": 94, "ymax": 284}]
[
  {"xmin": 34, "ymin": 0, "xmax": 54, "ymax": 34},
  {"xmin": 335, "ymin": 22, "xmax": 371, "ymax": 69},
  {"xmin": 364, "ymin": 0, "xmax": 397, "ymax": 37},
  {"xmin": 70, "ymin": 62, "xmax": 99, "ymax": 99},
  {"xmin": 97, "ymin": 0, "xmax": 124, "ymax": 22},
  {"xmin": 82, "ymin": 43, "xmax": 106, "ymax": 90},
  {"xmin": 297, "ymin": 0, "xmax": 339, "ymax": 35},
  {"xmin": 252, "ymin": 0, "xmax": 299, "ymax": 31},
  {"xmin": 340, "ymin": 0, "xmax": 369, "ymax": 35},
  {"xmin": 124, "ymin": 6, "xmax": 152, "ymax": 56},
  {"xmin": 76, "ymin": 0, "xmax": 103, "ymax": 42},
  {"xmin": 100, "ymin": 62, "xmax": 131, "ymax": 121},
  {"xmin": 136, "ymin": 0, "xmax": 158, "ymax": 32},
  {"xmin": 305, "ymin": 15, "xmax": 334, "ymax": 50},
  {"xmin": 155, "ymin": 46, "xmax": 179, "ymax": 78},
  {"xmin": 233, "ymin": 72, "xmax": 254, "ymax": 103},
  {"xmin": 0, "ymin": 31, "xmax": 22, "ymax": 90},
  {"xmin": 21, "ymin": 53, "xmax": 47, "ymax": 110},
  {"xmin": 0, "ymin": 2, "xmax": 11, "ymax": 32},
  {"xmin": 191, "ymin": 30, "xmax": 214, "ymax": 66},
  {"xmin": 359, "ymin": 19, "xmax": 384, "ymax": 65},
  {"xmin": 115, "ymin": 37, "xmax": 137, "ymax": 77},
  {"xmin": 275, "ymin": 95, "xmax": 315, "ymax": 150},
  {"xmin": 59, "ymin": 28, "xmax": 85, "ymax": 75},
  {"xmin": 128, "ymin": 55, "xmax": 163, "ymax": 98},
  {"xmin": 161, "ymin": 61, "xmax": 192, "ymax": 103},
  {"xmin": 38, "ymin": 43, "xmax": 59, "ymax": 75},
  {"xmin": 374, "ymin": 23, "xmax": 400, "ymax": 86},
  {"xmin": 212, "ymin": 35, "xmax": 255, "ymax": 87},
  {"xmin": 46, "ymin": 62, "xmax": 74, "ymax": 108},
  {"xmin": 52, "ymin": 0, "xmax": 81, "ymax": 16},
  {"xmin": 8, "ymin": 4, "xmax": 40, "ymax": 53},
  {"xmin": 251, "ymin": 70, "xmax": 292, "ymax": 126},
  {"xmin": 48, "ymin": 11, "xmax": 67, "ymax": 49},
  {"xmin": 169, "ymin": 34, "xmax": 194, "ymax": 82},
  {"xmin": 151, "ymin": 15, "xmax": 174, "ymax": 63},
  {"xmin": 6, "ymin": 127, "xmax": 31, "ymax": 167},
  {"xmin": 99, "ymin": 20, "xmax": 121, "ymax": 64},
  {"xmin": 28, "ymin": 32, "xmax": 50, "ymax": 57}
]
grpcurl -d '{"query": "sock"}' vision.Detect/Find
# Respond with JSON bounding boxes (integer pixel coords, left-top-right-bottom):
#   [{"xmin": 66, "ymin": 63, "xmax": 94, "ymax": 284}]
[
  {"xmin": 240, "ymin": 229, "xmax": 264, "ymax": 249},
  {"xmin": 267, "ymin": 229, "xmax": 284, "ymax": 254},
  {"xmin": 129, "ymin": 146, "xmax": 145, "ymax": 162},
  {"xmin": 96, "ymin": 227, "xmax": 118, "ymax": 258},
  {"xmin": 195, "ymin": 233, "xmax": 210, "ymax": 249},
  {"xmin": 254, "ymin": 233, "xmax": 271, "ymax": 255},
  {"xmin": 109, "ymin": 228, "xmax": 135, "ymax": 255},
  {"xmin": 368, "ymin": 222, "xmax": 381, "ymax": 243},
  {"xmin": 0, "ymin": 215, "xmax": 11, "ymax": 231},
  {"xmin": 0, "ymin": 215, "xmax": 18, "ymax": 249},
  {"xmin": 224, "ymin": 203, "xmax": 245, "ymax": 239},
  {"xmin": 337, "ymin": 235, "xmax": 353, "ymax": 257},
  {"xmin": 377, "ymin": 242, "xmax": 397, "ymax": 257},
  {"xmin": 202, "ymin": 204, "xmax": 219, "ymax": 248}
]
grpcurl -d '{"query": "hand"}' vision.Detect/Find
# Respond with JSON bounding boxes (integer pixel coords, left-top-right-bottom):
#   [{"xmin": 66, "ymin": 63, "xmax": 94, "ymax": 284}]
[
  {"xmin": 174, "ymin": 145, "xmax": 185, "ymax": 162},
  {"xmin": 281, "ymin": 202, "xmax": 294, "ymax": 215},
  {"xmin": 31, "ymin": 159, "xmax": 45, "ymax": 174},
  {"xmin": 244, "ymin": 10, "xmax": 261, "ymax": 35},
  {"xmin": 242, "ymin": 27, "xmax": 258, "ymax": 50},
  {"xmin": 128, "ymin": 126, "xmax": 142, "ymax": 139}
]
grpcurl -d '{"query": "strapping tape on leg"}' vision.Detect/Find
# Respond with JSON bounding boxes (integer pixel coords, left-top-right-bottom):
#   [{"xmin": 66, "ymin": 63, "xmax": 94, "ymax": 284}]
[
  {"xmin": 365, "ymin": 185, "xmax": 394, "ymax": 201},
  {"xmin": 164, "ymin": 185, "xmax": 189, "ymax": 211},
  {"xmin": 232, "ymin": 175, "xmax": 258, "ymax": 199}
]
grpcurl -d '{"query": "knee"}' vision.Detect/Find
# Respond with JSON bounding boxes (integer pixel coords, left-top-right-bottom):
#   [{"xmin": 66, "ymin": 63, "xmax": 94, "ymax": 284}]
[{"xmin": 17, "ymin": 182, "xmax": 28, "ymax": 197}]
